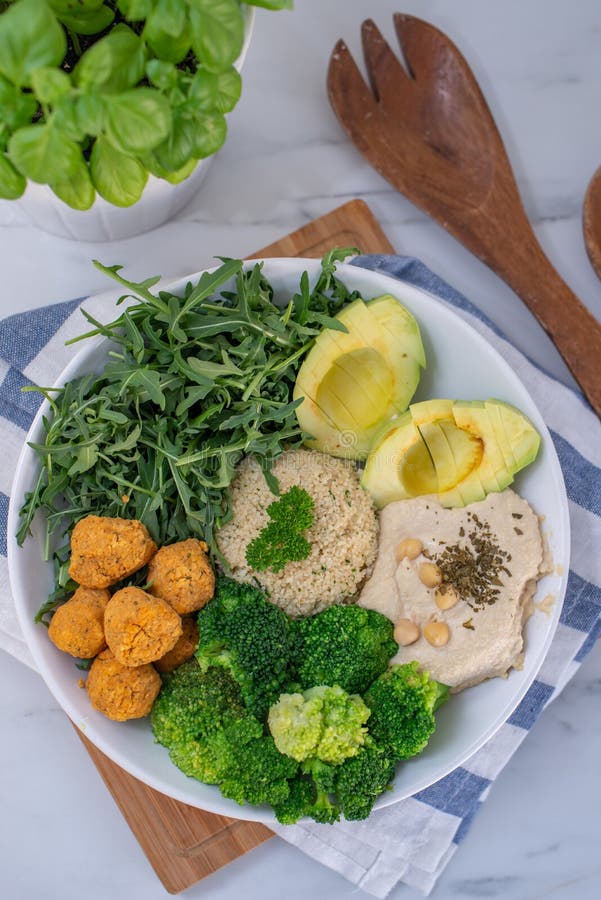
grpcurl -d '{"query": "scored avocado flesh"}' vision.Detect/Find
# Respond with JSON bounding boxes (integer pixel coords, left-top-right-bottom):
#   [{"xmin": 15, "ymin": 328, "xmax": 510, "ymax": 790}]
[{"xmin": 315, "ymin": 349, "xmax": 393, "ymax": 430}]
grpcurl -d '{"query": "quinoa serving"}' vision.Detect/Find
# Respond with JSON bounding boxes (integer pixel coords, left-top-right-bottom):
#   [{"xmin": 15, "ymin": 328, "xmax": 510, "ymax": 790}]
[{"xmin": 216, "ymin": 449, "xmax": 379, "ymax": 617}]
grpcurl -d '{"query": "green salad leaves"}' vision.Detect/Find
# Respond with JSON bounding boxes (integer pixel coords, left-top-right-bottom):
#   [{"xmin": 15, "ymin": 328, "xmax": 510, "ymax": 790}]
[{"xmin": 17, "ymin": 248, "xmax": 360, "ymax": 617}]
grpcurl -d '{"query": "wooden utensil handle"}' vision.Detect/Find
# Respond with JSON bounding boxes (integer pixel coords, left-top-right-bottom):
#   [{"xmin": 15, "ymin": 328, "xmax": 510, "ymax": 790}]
[{"xmin": 462, "ymin": 214, "xmax": 601, "ymax": 416}]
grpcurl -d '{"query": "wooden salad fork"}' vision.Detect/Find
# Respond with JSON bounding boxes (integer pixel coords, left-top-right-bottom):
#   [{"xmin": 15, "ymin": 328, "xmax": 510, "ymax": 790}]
[{"xmin": 328, "ymin": 14, "xmax": 601, "ymax": 417}]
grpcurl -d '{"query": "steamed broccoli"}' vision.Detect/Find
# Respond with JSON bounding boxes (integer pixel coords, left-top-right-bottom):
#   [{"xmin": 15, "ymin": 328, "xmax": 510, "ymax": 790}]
[
  {"xmin": 335, "ymin": 739, "xmax": 396, "ymax": 821},
  {"xmin": 195, "ymin": 577, "xmax": 295, "ymax": 719},
  {"xmin": 291, "ymin": 604, "xmax": 398, "ymax": 695},
  {"xmin": 151, "ymin": 659, "xmax": 245, "ymax": 748},
  {"xmin": 268, "ymin": 685, "xmax": 370, "ymax": 765},
  {"xmin": 273, "ymin": 775, "xmax": 316, "ymax": 825},
  {"xmin": 274, "ymin": 759, "xmax": 340, "ymax": 826},
  {"xmin": 151, "ymin": 659, "xmax": 247, "ymax": 784},
  {"xmin": 213, "ymin": 718, "xmax": 299, "ymax": 808},
  {"xmin": 151, "ymin": 659, "xmax": 299, "ymax": 801},
  {"xmin": 363, "ymin": 662, "xmax": 450, "ymax": 760}
]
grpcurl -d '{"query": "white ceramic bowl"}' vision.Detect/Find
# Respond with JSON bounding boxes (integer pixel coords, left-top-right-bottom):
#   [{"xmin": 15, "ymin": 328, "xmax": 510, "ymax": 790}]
[
  {"xmin": 8, "ymin": 259, "xmax": 570, "ymax": 823},
  {"xmin": 14, "ymin": 9, "xmax": 255, "ymax": 242}
]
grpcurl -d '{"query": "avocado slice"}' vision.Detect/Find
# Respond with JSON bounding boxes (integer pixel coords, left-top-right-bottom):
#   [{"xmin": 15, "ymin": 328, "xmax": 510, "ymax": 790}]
[
  {"xmin": 484, "ymin": 400, "xmax": 518, "ymax": 472},
  {"xmin": 452, "ymin": 401, "xmax": 514, "ymax": 494},
  {"xmin": 361, "ymin": 412, "xmax": 433, "ymax": 508},
  {"xmin": 485, "ymin": 399, "xmax": 540, "ymax": 471},
  {"xmin": 409, "ymin": 398, "xmax": 454, "ymax": 424},
  {"xmin": 294, "ymin": 296, "xmax": 424, "ymax": 459},
  {"xmin": 419, "ymin": 419, "xmax": 483, "ymax": 493},
  {"xmin": 368, "ymin": 294, "xmax": 427, "ymax": 368}
]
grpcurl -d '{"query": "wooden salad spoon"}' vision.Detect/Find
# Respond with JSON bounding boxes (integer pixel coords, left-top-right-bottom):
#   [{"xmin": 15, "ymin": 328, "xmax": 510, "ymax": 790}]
[
  {"xmin": 327, "ymin": 14, "xmax": 601, "ymax": 416},
  {"xmin": 583, "ymin": 166, "xmax": 601, "ymax": 283}
]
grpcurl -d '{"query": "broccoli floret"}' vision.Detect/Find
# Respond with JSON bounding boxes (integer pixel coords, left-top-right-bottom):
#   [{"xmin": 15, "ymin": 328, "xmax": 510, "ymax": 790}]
[
  {"xmin": 335, "ymin": 739, "xmax": 396, "ymax": 821},
  {"xmin": 169, "ymin": 740, "xmax": 223, "ymax": 785},
  {"xmin": 268, "ymin": 685, "xmax": 370, "ymax": 765},
  {"xmin": 273, "ymin": 776, "xmax": 316, "ymax": 825},
  {"xmin": 363, "ymin": 662, "xmax": 450, "ymax": 760},
  {"xmin": 195, "ymin": 577, "xmax": 295, "ymax": 720},
  {"xmin": 245, "ymin": 486, "xmax": 314, "ymax": 572},
  {"xmin": 301, "ymin": 757, "xmax": 340, "ymax": 824},
  {"xmin": 152, "ymin": 660, "xmax": 298, "ymax": 802},
  {"xmin": 214, "ymin": 718, "xmax": 299, "ymax": 808},
  {"xmin": 151, "ymin": 659, "xmax": 245, "ymax": 748},
  {"xmin": 291, "ymin": 604, "xmax": 398, "ymax": 695}
]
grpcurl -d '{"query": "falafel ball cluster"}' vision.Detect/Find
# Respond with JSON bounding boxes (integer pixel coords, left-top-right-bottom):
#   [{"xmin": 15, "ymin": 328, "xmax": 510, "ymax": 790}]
[{"xmin": 47, "ymin": 515, "xmax": 214, "ymax": 721}]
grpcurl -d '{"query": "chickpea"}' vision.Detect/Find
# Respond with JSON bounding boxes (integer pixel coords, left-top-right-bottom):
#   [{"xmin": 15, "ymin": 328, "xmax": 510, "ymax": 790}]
[
  {"xmin": 396, "ymin": 538, "xmax": 423, "ymax": 562},
  {"xmin": 424, "ymin": 621, "xmax": 450, "ymax": 647},
  {"xmin": 418, "ymin": 562, "xmax": 443, "ymax": 588},
  {"xmin": 394, "ymin": 618, "xmax": 420, "ymax": 646},
  {"xmin": 435, "ymin": 584, "xmax": 460, "ymax": 610}
]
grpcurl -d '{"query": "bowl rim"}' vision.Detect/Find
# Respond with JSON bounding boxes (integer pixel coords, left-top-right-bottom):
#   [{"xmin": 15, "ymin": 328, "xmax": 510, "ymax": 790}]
[{"xmin": 7, "ymin": 257, "xmax": 571, "ymax": 822}]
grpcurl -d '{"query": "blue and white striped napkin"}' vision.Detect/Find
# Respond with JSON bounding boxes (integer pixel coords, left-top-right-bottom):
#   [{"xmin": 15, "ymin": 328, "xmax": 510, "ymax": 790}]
[{"xmin": 0, "ymin": 255, "xmax": 599, "ymax": 896}]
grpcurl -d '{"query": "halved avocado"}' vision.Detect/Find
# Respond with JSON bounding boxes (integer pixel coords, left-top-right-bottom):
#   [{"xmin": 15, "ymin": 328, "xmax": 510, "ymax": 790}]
[
  {"xmin": 361, "ymin": 412, "xmax": 432, "ymax": 507},
  {"xmin": 361, "ymin": 396, "xmax": 539, "ymax": 510},
  {"xmin": 294, "ymin": 296, "xmax": 425, "ymax": 458}
]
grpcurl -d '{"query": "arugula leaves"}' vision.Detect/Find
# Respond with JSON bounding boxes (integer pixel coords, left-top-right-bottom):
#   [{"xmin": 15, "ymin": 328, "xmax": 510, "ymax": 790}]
[
  {"xmin": 18, "ymin": 248, "xmax": 360, "ymax": 617},
  {"xmin": 0, "ymin": 0, "xmax": 294, "ymax": 207}
]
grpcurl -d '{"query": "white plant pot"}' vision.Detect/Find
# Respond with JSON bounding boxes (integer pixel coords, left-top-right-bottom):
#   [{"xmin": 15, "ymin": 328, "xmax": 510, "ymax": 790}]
[{"xmin": 14, "ymin": 9, "xmax": 255, "ymax": 242}]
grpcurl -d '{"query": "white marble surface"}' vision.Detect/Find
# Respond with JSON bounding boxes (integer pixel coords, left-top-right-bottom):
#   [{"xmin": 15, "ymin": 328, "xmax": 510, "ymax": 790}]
[{"xmin": 1, "ymin": 0, "xmax": 601, "ymax": 897}]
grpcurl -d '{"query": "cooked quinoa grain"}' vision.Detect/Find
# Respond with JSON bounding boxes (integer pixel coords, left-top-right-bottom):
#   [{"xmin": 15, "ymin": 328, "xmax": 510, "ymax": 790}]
[{"xmin": 217, "ymin": 450, "xmax": 378, "ymax": 617}]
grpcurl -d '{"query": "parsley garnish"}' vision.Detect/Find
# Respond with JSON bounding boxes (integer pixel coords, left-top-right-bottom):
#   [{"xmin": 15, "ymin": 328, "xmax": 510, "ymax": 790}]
[{"xmin": 245, "ymin": 486, "xmax": 315, "ymax": 573}]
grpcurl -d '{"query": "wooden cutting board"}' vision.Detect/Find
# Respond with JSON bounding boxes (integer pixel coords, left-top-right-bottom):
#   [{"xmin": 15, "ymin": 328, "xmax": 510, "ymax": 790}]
[{"xmin": 75, "ymin": 199, "xmax": 395, "ymax": 894}]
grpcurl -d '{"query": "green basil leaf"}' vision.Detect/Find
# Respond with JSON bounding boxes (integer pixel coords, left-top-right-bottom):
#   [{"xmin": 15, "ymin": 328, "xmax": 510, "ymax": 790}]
[
  {"xmin": 52, "ymin": 95, "xmax": 85, "ymax": 141},
  {"xmin": 90, "ymin": 135, "xmax": 147, "ymax": 206},
  {"xmin": 143, "ymin": 153, "xmax": 197, "ymax": 184},
  {"xmin": 189, "ymin": 66, "xmax": 241, "ymax": 113},
  {"xmin": 192, "ymin": 112, "xmax": 227, "ymax": 159},
  {"xmin": 146, "ymin": 60, "xmax": 178, "ymax": 92},
  {"xmin": 150, "ymin": 0, "xmax": 186, "ymax": 37},
  {"xmin": 51, "ymin": 155, "xmax": 95, "ymax": 210},
  {"xmin": 8, "ymin": 121, "xmax": 80, "ymax": 183},
  {"xmin": 153, "ymin": 109, "xmax": 195, "ymax": 171},
  {"xmin": 144, "ymin": 12, "xmax": 190, "ymax": 64},
  {"xmin": 31, "ymin": 67, "xmax": 70, "ymax": 105},
  {"xmin": 0, "ymin": 78, "xmax": 38, "ymax": 130},
  {"xmin": 104, "ymin": 89, "xmax": 171, "ymax": 155},
  {"xmin": 74, "ymin": 25, "xmax": 146, "ymax": 93},
  {"xmin": 189, "ymin": 0, "xmax": 245, "ymax": 73},
  {"xmin": 241, "ymin": 0, "xmax": 293, "ymax": 9},
  {"xmin": 49, "ymin": 0, "xmax": 105, "ymax": 12},
  {"xmin": 57, "ymin": 5, "xmax": 115, "ymax": 35},
  {"xmin": 76, "ymin": 93, "xmax": 105, "ymax": 136},
  {"xmin": 0, "ymin": 153, "xmax": 26, "ymax": 199},
  {"xmin": 117, "ymin": 0, "xmax": 152, "ymax": 19},
  {"xmin": 0, "ymin": 0, "xmax": 66, "ymax": 87}
]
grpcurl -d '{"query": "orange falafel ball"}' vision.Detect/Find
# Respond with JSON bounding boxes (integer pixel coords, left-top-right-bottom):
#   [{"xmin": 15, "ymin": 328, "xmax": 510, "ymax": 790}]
[
  {"xmin": 48, "ymin": 586, "xmax": 110, "ymax": 658},
  {"xmin": 154, "ymin": 616, "xmax": 199, "ymax": 673},
  {"xmin": 86, "ymin": 649, "xmax": 161, "ymax": 721},
  {"xmin": 147, "ymin": 539, "xmax": 215, "ymax": 615},
  {"xmin": 68, "ymin": 516, "xmax": 157, "ymax": 589},
  {"xmin": 104, "ymin": 586, "xmax": 182, "ymax": 667}
]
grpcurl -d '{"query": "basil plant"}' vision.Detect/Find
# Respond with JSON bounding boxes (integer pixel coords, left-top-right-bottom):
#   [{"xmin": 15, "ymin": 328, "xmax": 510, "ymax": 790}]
[{"xmin": 0, "ymin": 0, "xmax": 292, "ymax": 209}]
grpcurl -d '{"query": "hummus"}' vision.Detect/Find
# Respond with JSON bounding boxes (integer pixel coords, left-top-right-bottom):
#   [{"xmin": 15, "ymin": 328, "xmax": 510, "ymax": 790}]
[{"xmin": 359, "ymin": 489, "xmax": 549, "ymax": 691}]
